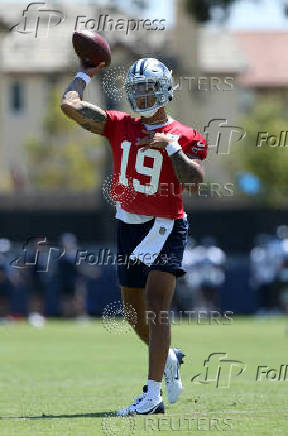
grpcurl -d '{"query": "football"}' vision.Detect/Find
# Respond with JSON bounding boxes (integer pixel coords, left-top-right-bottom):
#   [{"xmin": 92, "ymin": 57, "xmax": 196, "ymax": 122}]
[{"xmin": 72, "ymin": 31, "xmax": 111, "ymax": 68}]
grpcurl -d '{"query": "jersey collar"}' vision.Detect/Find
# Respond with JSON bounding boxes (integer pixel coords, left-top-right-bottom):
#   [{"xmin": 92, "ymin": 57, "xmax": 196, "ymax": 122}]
[{"xmin": 143, "ymin": 116, "xmax": 174, "ymax": 130}]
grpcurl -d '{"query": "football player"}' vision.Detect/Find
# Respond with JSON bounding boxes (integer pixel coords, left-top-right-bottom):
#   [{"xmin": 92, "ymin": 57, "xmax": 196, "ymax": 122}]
[{"xmin": 61, "ymin": 58, "xmax": 208, "ymax": 415}]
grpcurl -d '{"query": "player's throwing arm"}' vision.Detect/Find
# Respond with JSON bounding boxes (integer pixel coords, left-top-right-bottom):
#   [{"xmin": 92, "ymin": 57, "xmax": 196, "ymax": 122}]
[
  {"xmin": 61, "ymin": 31, "xmax": 111, "ymax": 134},
  {"xmin": 61, "ymin": 62, "xmax": 106, "ymax": 134}
]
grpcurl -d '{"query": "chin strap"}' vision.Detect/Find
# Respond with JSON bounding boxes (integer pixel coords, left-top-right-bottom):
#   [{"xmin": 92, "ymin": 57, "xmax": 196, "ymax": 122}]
[
  {"xmin": 142, "ymin": 115, "xmax": 169, "ymax": 125},
  {"xmin": 137, "ymin": 106, "xmax": 159, "ymax": 117}
]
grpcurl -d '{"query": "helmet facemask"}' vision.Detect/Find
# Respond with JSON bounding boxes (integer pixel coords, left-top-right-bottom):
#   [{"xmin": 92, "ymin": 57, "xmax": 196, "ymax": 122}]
[
  {"xmin": 125, "ymin": 58, "xmax": 174, "ymax": 118},
  {"xmin": 125, "ymin": 79, "xmax": 161, "ymax": 117}
]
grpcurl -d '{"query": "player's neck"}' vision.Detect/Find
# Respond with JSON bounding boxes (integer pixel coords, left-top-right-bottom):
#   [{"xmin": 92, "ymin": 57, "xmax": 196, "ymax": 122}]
[{"xmin": 140, "ymin": 107, "xmax": 168, "ymax": 126}]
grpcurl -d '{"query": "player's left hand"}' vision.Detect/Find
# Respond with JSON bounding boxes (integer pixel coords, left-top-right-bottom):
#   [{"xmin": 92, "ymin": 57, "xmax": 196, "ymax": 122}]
[{"xmin": 136, "ymin": 129, "xmax": 171, "ymax": 151}]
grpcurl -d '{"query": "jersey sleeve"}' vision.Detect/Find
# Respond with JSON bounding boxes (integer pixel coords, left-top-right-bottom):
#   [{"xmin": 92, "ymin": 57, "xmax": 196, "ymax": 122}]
[
  {"xmin": 181, "ymin": 130, "xmax": 208, "ymax": 160},
  {"xmin": 101, "ymin": 110, "xmax": 129, "ymax": 142}
]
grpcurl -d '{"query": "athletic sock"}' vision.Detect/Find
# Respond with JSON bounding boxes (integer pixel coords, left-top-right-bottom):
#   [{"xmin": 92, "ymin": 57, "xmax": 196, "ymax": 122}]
[{"xmin": 147, "ymin": 379, "xmax": 162, "ymax": 400}]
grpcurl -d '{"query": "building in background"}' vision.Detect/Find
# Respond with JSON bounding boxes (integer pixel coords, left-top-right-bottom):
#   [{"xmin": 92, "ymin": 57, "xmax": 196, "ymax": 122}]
[
  {"xmin": 234, "ymin": 31, "xmax": 288, "ymax": 104},
  {"xmin": 1, "ymin": 1, "xmax": 286, "ymax": 203},
  {"xmin": 0, "ymin": 2, "xmax": 167, "ymax": 194}
]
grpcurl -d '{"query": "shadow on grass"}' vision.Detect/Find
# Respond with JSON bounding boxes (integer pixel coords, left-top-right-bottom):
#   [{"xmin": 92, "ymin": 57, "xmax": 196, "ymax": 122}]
[{"xmin": 0, "ymin": 411, "xmax": 117, "ymax": 420}]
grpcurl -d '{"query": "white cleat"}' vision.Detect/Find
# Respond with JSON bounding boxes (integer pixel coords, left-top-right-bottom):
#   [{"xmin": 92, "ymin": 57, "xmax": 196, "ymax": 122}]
[
  {"xmin": 116, "ymin": 385, "xmax": 148, "ymax": 417},
  {"xmin": 134, "ymin": 395, "xmax": 164, "ymax": 415},
  {"xmin": 164, "ymin": 347, "xmax": 185, "ymax": 403},
  {"xmin": 28, "ymin": 312, "xmax": 45, "ymax": 328},
  {"xmin": 117, "ymin": 385, "xmax": 164, "ymax": 416}
]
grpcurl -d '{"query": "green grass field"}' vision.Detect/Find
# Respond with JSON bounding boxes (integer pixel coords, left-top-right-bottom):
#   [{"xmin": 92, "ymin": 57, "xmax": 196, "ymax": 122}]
[{"xmin": 0, "ymin": 316, "xmax": 287, "ymax": 436}]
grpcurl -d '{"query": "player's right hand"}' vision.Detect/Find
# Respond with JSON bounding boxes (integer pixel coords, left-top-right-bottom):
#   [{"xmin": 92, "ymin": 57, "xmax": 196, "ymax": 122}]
[{"xmin": 80, "ymin": 61, "xmax": 106, "ymax": 78}]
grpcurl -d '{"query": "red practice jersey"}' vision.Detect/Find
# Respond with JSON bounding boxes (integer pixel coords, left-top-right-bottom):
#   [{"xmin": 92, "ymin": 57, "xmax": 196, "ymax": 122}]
[{"xmin": 102, "ymin": 110, "xmax": 208, "ymax": 219}]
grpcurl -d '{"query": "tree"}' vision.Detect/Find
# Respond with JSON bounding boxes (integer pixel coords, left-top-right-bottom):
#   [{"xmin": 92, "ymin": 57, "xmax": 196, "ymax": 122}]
[
  {"xmin": 227, "ymin": 97, "xmax": 288, "ymax": 204},
  {"xmin": 185, "ymin": 0, "xmax": 237, "ymax": 22},
  {"xmin": 25, "ymin": 87, "xmax": 105, "ymax": 191}
]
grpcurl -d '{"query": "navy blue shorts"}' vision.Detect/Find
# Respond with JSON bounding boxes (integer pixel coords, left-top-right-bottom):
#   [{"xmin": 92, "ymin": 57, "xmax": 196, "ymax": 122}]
[{"xmin": 116, "ymin": 216, "xmax": 188, "ymax": 288}]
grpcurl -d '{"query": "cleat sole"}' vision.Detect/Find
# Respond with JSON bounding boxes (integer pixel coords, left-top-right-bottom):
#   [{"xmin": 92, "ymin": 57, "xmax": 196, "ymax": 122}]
[{"xmin": 136, "ymin": 401, "xmax": 165, "ymax": 415}]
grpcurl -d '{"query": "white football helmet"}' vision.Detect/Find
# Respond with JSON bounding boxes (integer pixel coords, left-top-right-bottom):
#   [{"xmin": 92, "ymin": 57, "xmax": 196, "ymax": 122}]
[{"xmin": 125, "ymin": 58, "xmax": 174, "ymax": 117}]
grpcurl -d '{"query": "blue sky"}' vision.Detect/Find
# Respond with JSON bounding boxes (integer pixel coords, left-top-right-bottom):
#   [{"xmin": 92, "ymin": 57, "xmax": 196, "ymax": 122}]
[
  {"xmin": 125, "ymin": 0, "xmax": 288, "ymax": 29},
  {"xmin": 228, "ymin": 0, "xmax": 288, "ymax": 29},
  {"xmin": 117, "ymin": 0, "xmax": 175, "ymax": 27},
  {"xmin": 111, "ymin": 0, "xmax": 288, "ymax": 29}
]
